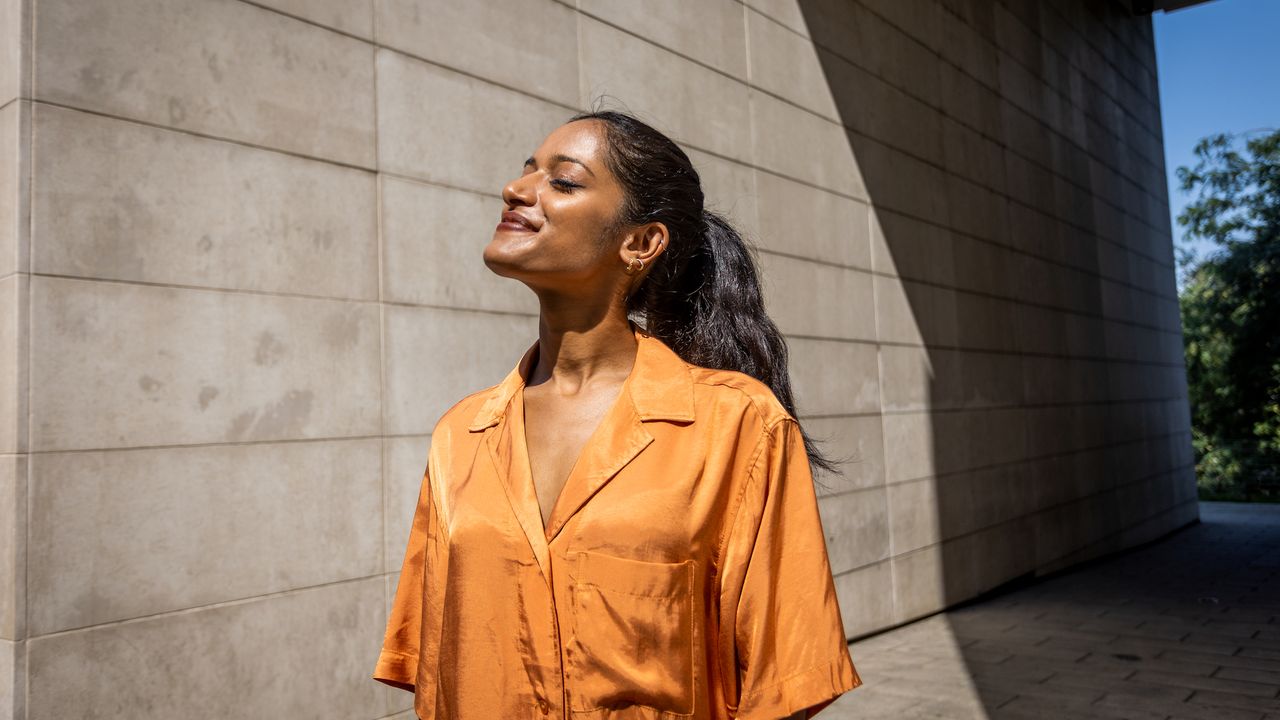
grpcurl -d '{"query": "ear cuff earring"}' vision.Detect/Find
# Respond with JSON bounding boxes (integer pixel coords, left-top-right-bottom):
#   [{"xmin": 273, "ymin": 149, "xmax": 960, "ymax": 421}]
[{"xmin": 625, "ymin": 239, "xmax": 662, "ymax": 273}]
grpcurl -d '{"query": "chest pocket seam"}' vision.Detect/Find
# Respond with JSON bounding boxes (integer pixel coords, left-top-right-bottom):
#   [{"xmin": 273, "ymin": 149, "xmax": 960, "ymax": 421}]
[{"xmin": 567, "ymin": 550, "xmax": 697, "ymax": 717}]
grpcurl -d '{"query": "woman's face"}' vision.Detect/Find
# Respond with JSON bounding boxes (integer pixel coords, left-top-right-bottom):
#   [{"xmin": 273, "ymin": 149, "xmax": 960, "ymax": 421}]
[{"xmin": 484, "ymin": 119, "xmax": 665, "ymax": 303}]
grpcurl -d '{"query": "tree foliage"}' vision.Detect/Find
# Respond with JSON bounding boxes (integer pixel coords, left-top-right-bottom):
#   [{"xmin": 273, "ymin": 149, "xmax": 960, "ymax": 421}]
[{"xmin": 1175, "ymin": 128, "xmax": 1280, "ymax": 501}]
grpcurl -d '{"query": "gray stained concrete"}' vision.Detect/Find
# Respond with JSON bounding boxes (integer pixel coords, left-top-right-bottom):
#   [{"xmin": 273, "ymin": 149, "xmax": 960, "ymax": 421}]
[{"xmin": 826, "ymin": 501, "xmax": 1280, "ymax": 719}]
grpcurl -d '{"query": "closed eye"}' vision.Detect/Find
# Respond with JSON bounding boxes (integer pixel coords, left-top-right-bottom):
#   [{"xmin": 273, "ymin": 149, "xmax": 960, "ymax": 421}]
[{"xmin": 550, "ymin": 178, "xmax": 580, "ymax": 192}]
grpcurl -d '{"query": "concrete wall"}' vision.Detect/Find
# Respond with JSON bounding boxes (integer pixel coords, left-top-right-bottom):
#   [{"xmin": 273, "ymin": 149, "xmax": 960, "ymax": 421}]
[
  {"xmin": 1, "ymin": 0, "xmax": 29, "ymax": 715},
  {"xmin": 0, "ymin": 0, "xmax": 1194, "ymax": 717}
]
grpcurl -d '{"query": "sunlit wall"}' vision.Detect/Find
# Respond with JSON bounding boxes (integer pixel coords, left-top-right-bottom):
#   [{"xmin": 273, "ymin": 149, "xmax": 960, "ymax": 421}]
[{"xmin": 0, "ymin": 0, "xmax": 1195, "ymax": 717}]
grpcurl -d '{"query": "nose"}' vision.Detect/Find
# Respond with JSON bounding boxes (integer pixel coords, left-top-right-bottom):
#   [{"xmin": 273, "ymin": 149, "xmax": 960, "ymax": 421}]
[{"xmin": 502, "ymin": 172, "xmax": 536, "ymax": 208}]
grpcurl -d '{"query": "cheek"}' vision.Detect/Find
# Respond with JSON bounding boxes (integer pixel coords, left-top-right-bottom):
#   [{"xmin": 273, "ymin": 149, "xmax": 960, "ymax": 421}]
[
  {"xmin": 547, "ymin": 205, "xmax": 617, "ymax": 255},
  {"xmin": 541, "ymin": 226, "xmax": 612, "ymax": 271},
  {"xmin": 484, "ymin": 219, "xmax": 599, "ymax": 271}
]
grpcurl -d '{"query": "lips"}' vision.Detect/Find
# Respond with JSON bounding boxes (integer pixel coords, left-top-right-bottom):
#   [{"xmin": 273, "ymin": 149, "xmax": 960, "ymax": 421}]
[{"xmin": 500, "ymin": 211, "xmax": 539, "ymax": 231}]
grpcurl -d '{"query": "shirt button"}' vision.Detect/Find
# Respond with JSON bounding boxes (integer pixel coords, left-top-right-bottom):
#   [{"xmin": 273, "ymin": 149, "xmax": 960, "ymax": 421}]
[{"xmin": 538, "ymin": 698, "xmax": 549, "ymax": 714}]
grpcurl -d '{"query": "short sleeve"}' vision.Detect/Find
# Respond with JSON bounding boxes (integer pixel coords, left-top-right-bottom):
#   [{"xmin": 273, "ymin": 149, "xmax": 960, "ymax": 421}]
[
  {"xmin": 717, "ymin": 418, "xmax": 863, "ymax": 719},
  {"xmin": 372, "ymin": 455, "xmax": 445, "ymax": 696}
]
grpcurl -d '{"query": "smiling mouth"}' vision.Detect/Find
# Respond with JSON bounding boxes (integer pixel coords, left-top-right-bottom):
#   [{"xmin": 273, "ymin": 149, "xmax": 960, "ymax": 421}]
[{"xmin": 496, "ymin": 221, "xmax": 537, "ymax": 232}]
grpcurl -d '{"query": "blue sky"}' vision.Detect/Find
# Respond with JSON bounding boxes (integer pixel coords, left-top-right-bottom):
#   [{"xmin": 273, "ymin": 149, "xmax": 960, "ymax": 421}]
[{"xmin": 1153, "ymin": 0, "xmax": 1279, "ymax": 280}]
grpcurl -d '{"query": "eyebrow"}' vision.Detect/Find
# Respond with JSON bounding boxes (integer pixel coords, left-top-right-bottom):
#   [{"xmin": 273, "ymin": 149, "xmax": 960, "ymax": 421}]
[{"xmin": 524, "ymin": 153, "xmax": 596, "ymax": 178}]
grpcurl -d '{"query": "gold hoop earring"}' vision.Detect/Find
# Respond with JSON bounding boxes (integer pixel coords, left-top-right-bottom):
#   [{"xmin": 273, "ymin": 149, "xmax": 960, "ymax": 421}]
[{"xmin": 627, "ymin": 256, "xmax": 644, "ymax": 273}]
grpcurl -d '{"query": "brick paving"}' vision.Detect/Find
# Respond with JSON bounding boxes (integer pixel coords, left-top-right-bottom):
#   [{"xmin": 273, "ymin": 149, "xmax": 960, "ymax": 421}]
[{"xmin": 824, "ymin": 502, "xmax": 1280, "ymax": 719}]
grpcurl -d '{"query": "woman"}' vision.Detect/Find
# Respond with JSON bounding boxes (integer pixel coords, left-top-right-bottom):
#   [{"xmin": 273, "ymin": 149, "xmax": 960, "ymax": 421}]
[{"xmin": 373, "ymin": 109, "xmax": 862, "ymax": 719}]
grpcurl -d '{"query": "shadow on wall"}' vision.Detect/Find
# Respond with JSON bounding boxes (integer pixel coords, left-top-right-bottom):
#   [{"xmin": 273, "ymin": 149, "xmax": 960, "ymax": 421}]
[{"xmin": 794, "ymin": 0, "xmax": 1195, "ymax": 715}]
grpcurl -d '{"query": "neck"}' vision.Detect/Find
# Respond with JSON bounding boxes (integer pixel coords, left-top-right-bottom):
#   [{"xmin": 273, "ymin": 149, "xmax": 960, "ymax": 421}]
[{"xmin": 527, "ymin": 317, "xmax": 638, "ymax": 394}]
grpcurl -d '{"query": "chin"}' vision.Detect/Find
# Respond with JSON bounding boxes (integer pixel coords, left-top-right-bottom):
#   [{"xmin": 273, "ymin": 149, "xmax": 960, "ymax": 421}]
[
  {"xmin": 482, "ymin": 247, "xmax": 524, "ymax": 278},
  {"xmin": 485, "ymin": 230, "xmax": 543, "ymax": 266}
]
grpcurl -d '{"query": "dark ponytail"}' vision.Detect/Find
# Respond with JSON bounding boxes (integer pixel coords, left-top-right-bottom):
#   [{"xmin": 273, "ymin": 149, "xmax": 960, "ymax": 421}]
[{"xmin": 565, "ymin": 106, "xmax": 850, "ymax": 482}]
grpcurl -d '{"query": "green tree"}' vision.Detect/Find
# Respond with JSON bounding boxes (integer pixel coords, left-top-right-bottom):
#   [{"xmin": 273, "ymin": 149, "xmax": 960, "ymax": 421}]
[{"xmin": 1175, "ymin": 128, "xmax": 1280, "ymax": 501}]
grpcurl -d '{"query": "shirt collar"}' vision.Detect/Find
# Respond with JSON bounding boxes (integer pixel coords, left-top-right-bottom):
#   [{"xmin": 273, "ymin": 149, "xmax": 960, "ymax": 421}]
[{"xmin": 467, "ymin": 320, "xmax": 696, "ymax": 432}]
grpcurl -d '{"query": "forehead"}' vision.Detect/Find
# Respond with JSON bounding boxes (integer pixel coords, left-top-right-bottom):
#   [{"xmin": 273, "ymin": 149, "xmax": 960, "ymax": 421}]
[{"xmin": 532, "ymin": 120, "xmax": 606, "ymax": 166}]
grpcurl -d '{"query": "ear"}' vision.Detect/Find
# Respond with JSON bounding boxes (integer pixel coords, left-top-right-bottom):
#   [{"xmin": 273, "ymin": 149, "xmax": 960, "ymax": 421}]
[{"xmin": 619, "ymin": 222, "xmax": 669, "ymax": 268}]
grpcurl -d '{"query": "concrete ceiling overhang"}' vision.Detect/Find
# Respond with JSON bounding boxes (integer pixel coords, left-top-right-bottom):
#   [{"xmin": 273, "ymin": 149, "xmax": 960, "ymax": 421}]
[{"xmin": 1119, "ymin": 0, "xmax": 1218, "ymax": 14}]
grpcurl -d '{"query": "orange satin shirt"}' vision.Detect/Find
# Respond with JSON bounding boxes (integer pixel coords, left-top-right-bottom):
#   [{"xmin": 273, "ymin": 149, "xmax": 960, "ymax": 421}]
[{"xmin": 373, "ymin": 321, "xmax": 862, "ymax": 719}]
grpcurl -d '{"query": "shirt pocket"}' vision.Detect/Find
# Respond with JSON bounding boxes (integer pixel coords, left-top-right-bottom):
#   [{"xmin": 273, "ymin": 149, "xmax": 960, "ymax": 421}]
[{"xmin": 567, "ymin": 550, "xmax": 697, "ymax": 717}]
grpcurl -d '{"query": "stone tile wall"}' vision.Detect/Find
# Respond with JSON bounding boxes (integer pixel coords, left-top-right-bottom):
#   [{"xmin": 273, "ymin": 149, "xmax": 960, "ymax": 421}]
[{"xmin": 0, "ymin": 0, "xmax": 1195, "ymax": 717}]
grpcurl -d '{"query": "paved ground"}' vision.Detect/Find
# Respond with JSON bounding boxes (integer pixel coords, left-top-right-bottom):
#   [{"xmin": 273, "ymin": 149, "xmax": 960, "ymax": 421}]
[{"xmin": 826, "ymin": 501, "xmax": 1280, "ymax": 720}]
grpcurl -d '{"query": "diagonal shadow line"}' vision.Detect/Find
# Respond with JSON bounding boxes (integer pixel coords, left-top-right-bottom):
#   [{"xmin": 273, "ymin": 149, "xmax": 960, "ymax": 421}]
[{"xmin": 787, "ymin": 0, "xmax": 1188, "ymax": 716}]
